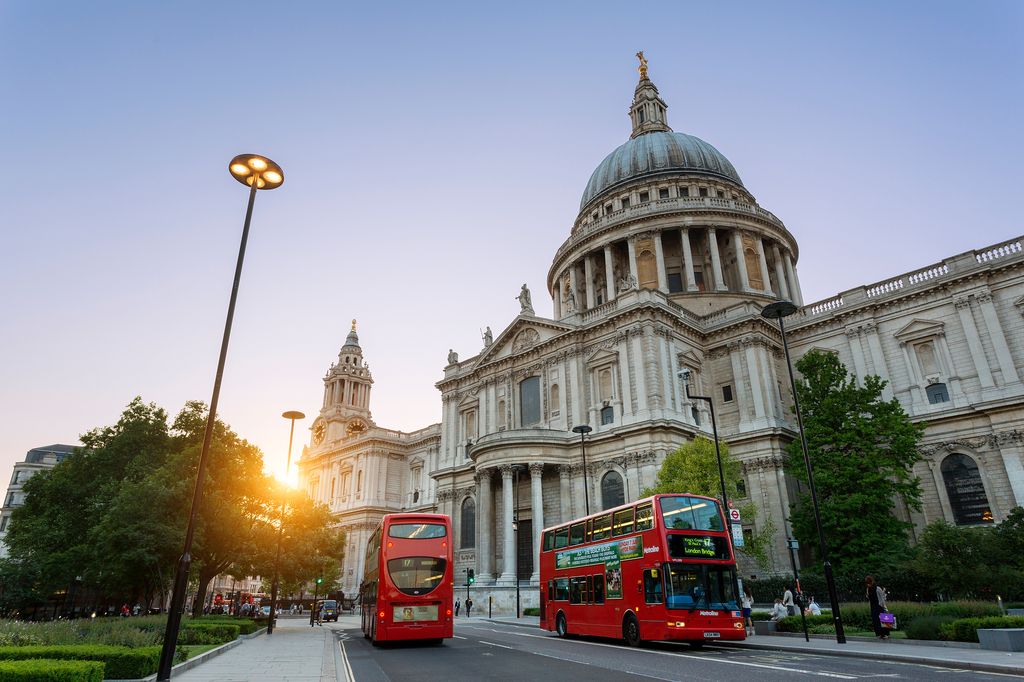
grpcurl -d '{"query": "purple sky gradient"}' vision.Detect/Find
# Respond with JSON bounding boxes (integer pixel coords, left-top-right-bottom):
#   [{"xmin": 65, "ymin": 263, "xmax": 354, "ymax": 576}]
[{"xmin": 2, "ymin": 1, "xmax": 1021, "ymax": 483}]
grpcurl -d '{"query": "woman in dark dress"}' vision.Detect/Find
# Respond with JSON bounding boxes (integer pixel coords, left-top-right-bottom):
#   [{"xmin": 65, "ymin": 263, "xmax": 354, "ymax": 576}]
[{"xmin": 866, "ymin": 575, "xmax": 888, "ymax": 639}]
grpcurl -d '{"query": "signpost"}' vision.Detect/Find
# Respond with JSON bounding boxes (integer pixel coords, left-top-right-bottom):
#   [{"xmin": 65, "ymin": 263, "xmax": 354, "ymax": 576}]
[{"xmin": 729, "ymin": 508, "xmax": 744, "ymax": 548}]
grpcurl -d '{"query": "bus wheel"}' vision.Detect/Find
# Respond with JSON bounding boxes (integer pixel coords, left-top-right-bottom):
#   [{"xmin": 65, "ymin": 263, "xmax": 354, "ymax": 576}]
[
  {"xmin": 556, "ymin": 613, "xmax": 568, "ymax": 638},
  {"xmin": 623, "ymin": 614, "xmax": 642, "ymax": 647}
]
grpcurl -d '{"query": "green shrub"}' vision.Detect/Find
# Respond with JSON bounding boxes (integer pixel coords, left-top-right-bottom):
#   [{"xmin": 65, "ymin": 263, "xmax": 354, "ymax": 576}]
[
  {"xmin": 191, "ymin": 617, "xmax": 260, "ymax": 635},
  {"xmin": 0, "ymin": 659, "xmax": 104, "ymax": 682},
  {"xmin": 178, "ymin": 624, "xmax": 239, "ymax": 645},
  {"xmin": 750, "ymin": 611, "xmax": 773, "ymax": 621},
  {"xmin": 775, "ymin": 615, "xmax": 833, "ymax": 632},
  {"xmin": 902, "ymin": 615, "xmax": 955, "ymax": 641},
  {"xmin": 0, "ymin": 645, "xmax": 160, "ymax": 679},
  {"xmin": 0, "ymin": 617, "xmax": 164, "ymax": 647},
  {"xmin": 940, "ymin": 616, "xmax": 1024, "ymax": 643}
]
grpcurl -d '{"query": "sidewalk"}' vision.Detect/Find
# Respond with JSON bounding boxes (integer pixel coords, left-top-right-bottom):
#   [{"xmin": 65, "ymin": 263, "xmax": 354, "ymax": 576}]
[
  {"xmin": 167, "ymin": 616, "xmax": 345, "ymax": 682},
  {"xmin": 484, "ymin": 615, "xmax": 1024, "ymax": 676}
]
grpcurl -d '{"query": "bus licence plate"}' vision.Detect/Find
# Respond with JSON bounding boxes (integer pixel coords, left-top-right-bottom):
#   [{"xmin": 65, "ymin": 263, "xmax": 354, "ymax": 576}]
[{"xmin": 704, "ymin": 632, "xmax": 721, "ymax": 638}]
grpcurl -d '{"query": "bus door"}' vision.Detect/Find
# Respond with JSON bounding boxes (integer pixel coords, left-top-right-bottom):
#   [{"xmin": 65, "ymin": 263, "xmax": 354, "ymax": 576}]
[
  {"xmin": 642, "ymin": 568, "xmax": 664, "ymax": 626},
  {"xmin": 540, "ymin": 582, "xmax": 548, "ymax": 628}
]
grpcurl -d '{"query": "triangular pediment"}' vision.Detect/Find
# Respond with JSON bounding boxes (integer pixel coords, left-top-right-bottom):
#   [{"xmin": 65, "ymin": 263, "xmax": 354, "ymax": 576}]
[
  {"xmin": 894, "ymin": 318, "xmax": 945, "ymax": 342},
  {"xmin": 586, "ymin": 347, "xmax": 619, "ymax": 365},
  {"xmin": 678, "ymin": 349, "xmax": 703, "ymax": 369},
  {"xmin": 475, "ymin": 315, "xmax": 574, "ymax": 365}
]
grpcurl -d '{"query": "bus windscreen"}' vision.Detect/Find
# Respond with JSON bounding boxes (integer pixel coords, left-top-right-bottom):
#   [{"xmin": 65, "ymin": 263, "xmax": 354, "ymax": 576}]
[
  {"xmin": 659, "ymin": 497, "xmax": 724, "ymax": 531},
  {"xmin": 664, "ymin": 563, "xmax": 738, "ymax": 610}
]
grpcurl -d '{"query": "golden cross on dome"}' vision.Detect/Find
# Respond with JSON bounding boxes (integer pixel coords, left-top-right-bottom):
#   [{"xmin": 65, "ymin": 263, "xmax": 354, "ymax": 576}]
[
  {"xmin": 351, "ymin": 319, "xmax": 357, "ymax": 332},
  {"xmin": 636, "ymin": 51, "xmax": 649, "ymax": 80}
]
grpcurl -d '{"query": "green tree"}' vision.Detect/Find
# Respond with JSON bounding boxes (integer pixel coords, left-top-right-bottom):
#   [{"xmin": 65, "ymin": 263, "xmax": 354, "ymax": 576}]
[
  {"xmin": 786, "ymin": 350, "xmax": 924, "ymax": 578},
  {"xmin": 644, "ymin": 436, "xmax": 776, "ymax": 569}
]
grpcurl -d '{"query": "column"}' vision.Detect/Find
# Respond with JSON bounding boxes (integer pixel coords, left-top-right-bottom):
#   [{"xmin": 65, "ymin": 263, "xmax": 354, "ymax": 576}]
[
  {"xmin": 899, "ymin": 342, "xmax": 926, "ymax": 409},
  {"xmin": 743, "ymin": 341, "xmax": 767, "ymax": 421},
  {"xmin": 784, "ymin": 253, "xmax": 804, "ymax": 306},
  {"xmin": 553, "ymin": 280, "xmax": 562, "ymax": 319},
  {"xmin": 680, "ymin": 228, "xmax": 697, "ymax": 292},
  {"xmin": 954, "ymin": 298, "xmax": 995, "ymax": 388},
  {"xmin": 567, "ymin": 353, "xmax": 581, "ymax": 427},
  {"xmin": 631, "ymin": 330, "xmax": 648, "ymax": 413},
  {"xmin": 863, "ymin": 323, "xmax": 893, "ymax": 400},
  {"xmin": 653, "ymin": 231, "xmax": 668, "ymax": 293},
  {"xmin": 977, "ymin": 293, "xmax": 1020, "ymax": 384},
  {"xmin": 846, "ymin": 329, "xmax": 869, "ymax": 385},
  {"xmin": 559, "ymin": 464, "xmax": 574, "ymax": 523},
  {"xmin": 708, "ymin": 227, "xmax": 727, "ymax": 291},
  {"xmin": 999, "ymin": 445, "xmax": 1024, "ymax": 507},
  {"xmin": 729, "ymin": 345, "xmax": 751, "ymax": 429},
  {"xmin": 626, "ymin": 237, "xmax": 639, "ymax": 285},
  {"xmin": 604, "ymin": 245, "xmax": 616, "ymax": 302},
  {"xmin": 529, "ymin": 463, "xmax": 544, "ymax": 584},
  {"xmin": 618, "ymin": 338, "xmax": 633, "ymax": 418},
  {"xmin": 771, "ymin": 244, "xmax": 790, "ymax": 300},
  {"xmin": 584, "ymin": 254, "xmax": 596, "ymax": 309},
  {"xmin": 624, "ymin": 456, "xmax": 640, "ymax": 503},
  {"xmin": 756, "ymin": 237, "xmax": 773, "ymax": 295},
  {"xmin": 476, "ymin": 469, "xmax": 494, "ymax": 582},
  {"xmin": 498, "ymin": 465, "xmax": 516, "ymax": 584},
  {"xmin": 732, "ymin": 230, "xmax": 751, "ymax": 292},
  {"xmin": 568, "ymin": 265, "xmax": 579, "ymax": 314}
]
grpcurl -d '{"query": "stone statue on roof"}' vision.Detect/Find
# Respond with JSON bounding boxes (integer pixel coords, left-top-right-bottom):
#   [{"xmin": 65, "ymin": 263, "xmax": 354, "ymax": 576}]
[
  {"xmin": 517, "ymin": 283, "xmax": 534, "ymax": 315},
  {"xmin": 483, "ymin": 326, "xmax": 493, "ymax": 348},
  {"xmin": 636, "ymin": 51, "xmax": 649, "ymax": 80},
  {"xmin": 447, "ymin": 348, "xmax": 458, "ymax": 365}
]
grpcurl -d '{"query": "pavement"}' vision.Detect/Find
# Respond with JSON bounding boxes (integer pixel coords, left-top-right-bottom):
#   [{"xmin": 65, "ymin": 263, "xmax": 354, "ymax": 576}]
[
  {"xmin": 166, "ymin": 615, "xmax": 346, "ymax": 682},
  {"xmin": 160, "ymin": 613, "xmax": 1023, "ymax": 680},
  {"xmin": 483, "ymin": 615, "xmax": 1024, "ymax": 676}
]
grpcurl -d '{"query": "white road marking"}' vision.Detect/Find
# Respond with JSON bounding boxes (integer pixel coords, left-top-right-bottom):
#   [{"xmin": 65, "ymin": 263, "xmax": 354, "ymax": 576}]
[
  {"xmin": 453, "ymin": 635, "xmax": 467, "ymax": 639},
  {"xmin": 479, "ymin": 640, "xmax": 514, "ymax": 649},
  {"xmin": 469, "ymin": 626, "xmax": 857, "ymax": 678},
  {"xmin": 338, "ymin": 641, "xmax": 355, "ymax": 682}
]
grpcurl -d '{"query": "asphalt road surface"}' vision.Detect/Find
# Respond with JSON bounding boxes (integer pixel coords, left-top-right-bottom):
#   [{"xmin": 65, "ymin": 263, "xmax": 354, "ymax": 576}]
[{"xmin": 337, "ymin": 620, "xmax": 1022, "ymax": 681}]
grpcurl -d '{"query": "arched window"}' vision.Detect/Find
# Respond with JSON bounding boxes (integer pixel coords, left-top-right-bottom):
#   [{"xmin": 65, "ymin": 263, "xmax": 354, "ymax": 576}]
[
  {"xmin": 600, "ymin": 405, "xmax": 614, "ymax": 425},
  {"xmin": 601, "ymin": 471, "xmax": 625, "ymax": 510},
  {"xmin": 941, "ymin": 454, "xmax": 994, "ymax": 525},
  {"xmin": 550, "ymin": 384, "xmax": 560, "ymax": 416},
  {"xmin": 638, "ymin": 249, "xmax": 657, "ymax": 289},
  {"xmin": 356, "ymin": 470, "xmax": 363, "ymax": 492},
  {"xmin": 460, "ymin": 498, "xmax": 476, "ymax": 548}
]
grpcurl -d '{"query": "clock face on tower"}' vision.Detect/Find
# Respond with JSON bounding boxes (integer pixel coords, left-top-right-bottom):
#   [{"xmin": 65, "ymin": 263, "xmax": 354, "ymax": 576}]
[
  {"xmin": 313, "ymin": 421, "xmax": 326, "ymax": 445},
  {"xmin": 346, "ymin": 420, "xmax": 366, "ymax": 437}
]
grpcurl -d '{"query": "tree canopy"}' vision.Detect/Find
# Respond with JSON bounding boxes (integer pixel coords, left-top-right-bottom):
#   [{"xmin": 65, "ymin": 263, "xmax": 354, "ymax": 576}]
[
  {"xmin": 785, "ymin": 350, "xmax": 924, "ymax": 579},
  {"xmin": 644, "ymin": 436, "xmax": 775, "ymax": 569},
  {"xmin": 2, "ymin": 398, "xmax": 344, "ymax": 616}
]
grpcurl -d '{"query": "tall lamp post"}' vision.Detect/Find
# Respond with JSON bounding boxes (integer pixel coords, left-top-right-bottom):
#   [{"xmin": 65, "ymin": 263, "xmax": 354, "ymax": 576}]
[
  {"xmin": 571, "ymin": 425, "xmax": 592, "ymax": 515},
  {"xmin": 761, "ymin": 300, "xmax": 846, "ymax": 644},
  {"xmin": 680, "ymin": 372, "xmax": 741, "ymax": 607},
  {"xmin": 267, "ymin": 410, "xmax": 305, "ymax": 635},
  {"xmin": 156, "ymin": 154, "xmax": 284, "ymax": 680}
]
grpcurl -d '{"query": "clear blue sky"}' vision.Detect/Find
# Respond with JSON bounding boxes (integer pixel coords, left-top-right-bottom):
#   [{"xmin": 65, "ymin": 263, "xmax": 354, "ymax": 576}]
[{"xmin": 1, "ymin": 1, "xmax": 1021, "ymax": 483}]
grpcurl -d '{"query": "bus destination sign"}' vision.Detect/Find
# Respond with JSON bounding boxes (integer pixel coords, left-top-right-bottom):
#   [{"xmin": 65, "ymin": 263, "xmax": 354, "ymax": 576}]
[{"xmin": 667, "ymin": 534, "xmax": 730, "ymax": 560}]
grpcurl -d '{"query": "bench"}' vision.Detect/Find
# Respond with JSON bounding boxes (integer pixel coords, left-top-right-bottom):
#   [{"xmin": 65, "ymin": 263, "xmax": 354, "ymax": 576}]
[{"xmin": 978, "ymin": 628, "xmax": 1024, "ymax": 652}]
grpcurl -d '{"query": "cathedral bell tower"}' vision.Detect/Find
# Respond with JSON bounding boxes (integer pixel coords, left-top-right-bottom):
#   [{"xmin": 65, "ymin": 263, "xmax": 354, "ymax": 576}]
[{"xmin": 311, "ymin": 320, "xmax": 374, "ymax": 447}]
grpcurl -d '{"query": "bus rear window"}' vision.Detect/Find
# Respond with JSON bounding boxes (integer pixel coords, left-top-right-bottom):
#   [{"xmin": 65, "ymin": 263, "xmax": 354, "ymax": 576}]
[
  {"xmin": 554, "ymin": 527, "xmax": 569, "ymax": 548},
  {"xmin": 387, "ymin": 557, "xmax": 447, "ymax": 595},
  {"xmin": 543, "ymin": 530, "xmax": 554, "ymax": 551},
  {"xmin": 659, "ymin": 496, "xmax": 723, "ymax": 531},
  {"xmin": 389, "ymin": 523, "xmax": 447, "ymax": 539}
]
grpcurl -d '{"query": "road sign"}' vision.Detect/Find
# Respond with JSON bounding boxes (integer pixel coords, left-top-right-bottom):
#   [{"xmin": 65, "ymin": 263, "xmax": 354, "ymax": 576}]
[
  {"xmin": 731, "ymin": 523, "xmax": 744, "ymax": 546},
  {"xmin": 729, "ymin": 508, "xmax": 741, "ymax": 522}
]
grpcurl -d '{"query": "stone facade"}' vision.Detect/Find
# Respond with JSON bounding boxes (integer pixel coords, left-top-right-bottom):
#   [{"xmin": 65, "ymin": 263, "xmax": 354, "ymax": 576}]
[
  {"xmin": 298, "ymin": 67, "xmax": 1024, "ymax": 614},
  {"xmin": 0, "ymin": 444, "xmax": 77, "ymax": 558}
]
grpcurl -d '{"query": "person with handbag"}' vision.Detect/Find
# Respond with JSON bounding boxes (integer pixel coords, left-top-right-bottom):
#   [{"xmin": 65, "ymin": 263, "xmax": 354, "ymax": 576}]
[{"xmin": 866, "ymin": 575, "xmax": 889, "ymax": 639}]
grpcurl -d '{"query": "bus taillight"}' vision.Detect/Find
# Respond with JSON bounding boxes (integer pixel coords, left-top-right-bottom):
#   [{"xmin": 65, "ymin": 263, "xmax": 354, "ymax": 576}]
[
  {"xmin": 378, "ymin": 611, "xmax": 385, "ymax": 619},
  {"xmin": 446, "ymin": 609, "xmax": 452, "ymax": 616}
]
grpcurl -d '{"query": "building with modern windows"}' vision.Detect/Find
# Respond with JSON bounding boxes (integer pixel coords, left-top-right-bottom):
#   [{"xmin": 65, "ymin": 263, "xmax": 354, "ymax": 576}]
[
  {"xmin": 298, "ymin": 61, "xmax": 1024, "ymax": 612},
  {"xmin": 0, "ymin": 444, "xmax": 78, "ymax": 558}
]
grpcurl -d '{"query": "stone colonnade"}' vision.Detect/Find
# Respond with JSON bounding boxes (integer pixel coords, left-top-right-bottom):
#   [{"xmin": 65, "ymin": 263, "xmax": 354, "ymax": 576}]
[{"xmin": 552, "ymin": 226, "xmax": 802, "ymax": 318}]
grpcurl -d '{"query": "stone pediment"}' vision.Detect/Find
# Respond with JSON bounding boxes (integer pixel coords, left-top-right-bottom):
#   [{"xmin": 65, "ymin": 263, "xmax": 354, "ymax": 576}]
[
  {"xmin": 678, "ymin": 349, "xmax": 703, "ymax": 370},
  {"xmin": 893, "ymin": 318, "xmax": 945, "ymax": 342},
  {"xmin": 586, "ymin": 347, "xmax": 619, "ymax": 365},
  {"xmin": 476, "ymin": 316, "xmax": 573, "ymax": 364}
]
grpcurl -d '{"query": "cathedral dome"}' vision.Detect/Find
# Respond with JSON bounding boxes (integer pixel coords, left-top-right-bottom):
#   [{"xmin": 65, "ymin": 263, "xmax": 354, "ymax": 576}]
[{"xmin": 580, "ymin": 130, "xmax": 743, "ymax": 210}]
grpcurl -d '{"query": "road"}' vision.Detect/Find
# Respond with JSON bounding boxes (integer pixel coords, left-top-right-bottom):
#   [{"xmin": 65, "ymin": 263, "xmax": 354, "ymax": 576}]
[{"xmin": 336, "ymin": 619, "xmax": 1021, "ymax": 681}]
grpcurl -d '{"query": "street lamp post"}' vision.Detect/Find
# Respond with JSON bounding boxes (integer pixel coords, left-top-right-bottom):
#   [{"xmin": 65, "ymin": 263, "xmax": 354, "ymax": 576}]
[
  {"xmin": 681, "ymin": 374, "xmax": 741, "ymax": 609},
  {"xmin": 761, "ymin": 300, "xmax": 846, "ymax": 644},
  {"xmin": 571, "ymin": 425, "xmax": 593, "ymax": 515},
  {"xmin": 267, "ymin": 410, "xmax": 305, "ymax": 635},
  {"xmin": 156, "ymin": 155, "xmax": 284, "ymax": 680}
]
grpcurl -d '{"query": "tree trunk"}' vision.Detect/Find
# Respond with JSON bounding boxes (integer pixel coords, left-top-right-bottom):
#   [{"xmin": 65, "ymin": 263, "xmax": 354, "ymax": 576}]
[{"xmin": 191, "ymin": 568, "xmax": 217, "ymax": 618}]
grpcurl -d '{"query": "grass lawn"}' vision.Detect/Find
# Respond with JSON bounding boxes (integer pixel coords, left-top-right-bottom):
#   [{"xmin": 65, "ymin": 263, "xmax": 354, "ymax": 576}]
[{"xmin": 181, "ymin": 644, "xmax": 221, "ymax": 658}]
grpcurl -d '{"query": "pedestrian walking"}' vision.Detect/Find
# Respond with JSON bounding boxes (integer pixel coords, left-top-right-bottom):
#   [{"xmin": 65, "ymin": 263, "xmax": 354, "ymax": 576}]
[
  {"xmin": 465, "ymin": 597, "xmax": 473, "ymax": 617},
  {"xmin": 866, "ymin": 575, "xmax": 889, "ymax": 639},
  {"xmin": 782, "ymin": 585, "xmax": 796, "ymax": 617},
  {"xmin": 454, "ymin": 598, "xmax": 461, "ymax": 617},
  {"xmin": 741, "ymin": 585, "xmax": 754, "ymax": 635}
]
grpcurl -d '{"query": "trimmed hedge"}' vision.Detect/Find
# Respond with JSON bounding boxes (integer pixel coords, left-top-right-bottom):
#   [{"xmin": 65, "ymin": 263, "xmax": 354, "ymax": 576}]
[
  {"xmin": 776, "ymin": 615, "xmax": 834, "ymax": 632},
  {"xmin": 0, "ymin": 646, "xmax": 160, "ymax": 679},
  {"xmin": 178, "ymin": 624, "xmax": 239, "ymax": 645},
  {"xmin": 0, "ymin": 659, "xmax": 104, "ymax": 682},
  {"xmin": 192, "ymin": 617, "xmax": 260, "ymax": 635},
  {"xmin": 522, "ymin": 608, "xmax": 540, "ymax": 616},
  {"xmin": 940, "ymin": 616, "xmax": 1024, "ymax": 643}
]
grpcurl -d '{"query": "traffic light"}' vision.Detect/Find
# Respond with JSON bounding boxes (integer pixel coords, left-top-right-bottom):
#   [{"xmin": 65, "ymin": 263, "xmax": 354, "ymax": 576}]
[
  {"xmin": 316, "ymin": 577, "xmax": 323, "ymax": 585},
  {"xmin": 467, "ymin": 569, "xmax": 475, "ymax": 585}
]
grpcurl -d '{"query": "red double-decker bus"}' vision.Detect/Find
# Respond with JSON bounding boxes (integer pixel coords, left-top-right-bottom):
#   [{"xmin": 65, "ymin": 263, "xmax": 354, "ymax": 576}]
[
  {"xmin": 539, "ymin": 493, "xmax": 744, "ymax": 647},
  {"xmin": 360, "ymin": 513, "xmax": 454, "ymax": 645}
]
